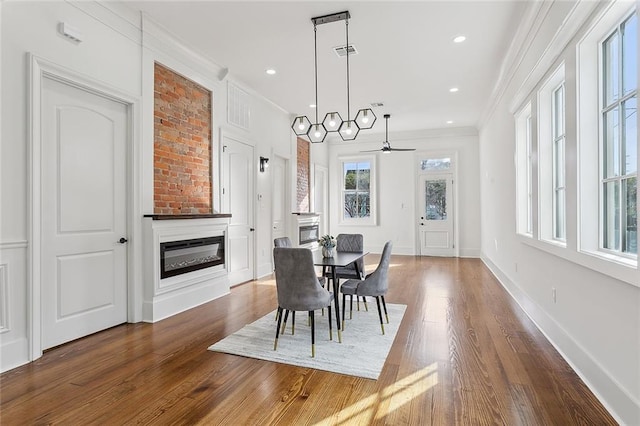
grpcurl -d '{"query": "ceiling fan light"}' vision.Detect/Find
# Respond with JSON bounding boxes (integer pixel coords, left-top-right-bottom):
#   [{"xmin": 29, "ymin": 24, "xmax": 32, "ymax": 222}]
[
  {"xmin": 292, "ymin": 116, "xmax": 312, "ymax": 136},
  {"xmin": 355, "ymin": 108, "xmax": 376, "ymax": 130}
]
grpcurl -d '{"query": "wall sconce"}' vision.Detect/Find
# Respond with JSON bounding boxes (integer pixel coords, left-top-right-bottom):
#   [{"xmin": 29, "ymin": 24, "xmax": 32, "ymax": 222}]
[{"xmin": 259, "ymin": 156, "xmax": 269, "ymax": 172}]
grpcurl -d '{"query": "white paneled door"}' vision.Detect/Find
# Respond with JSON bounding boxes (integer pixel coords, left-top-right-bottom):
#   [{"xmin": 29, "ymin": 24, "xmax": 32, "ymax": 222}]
[
  {"xmin": 418, "ymin": 174, "xmax": 455, "ymax": 257},
  {"xmin": 222, "ymin": 136, "xmax": 255, "ymax": 285},
  {"xmin": 41, "ymin": 77, "xmax": 128, "ymax": 349}
]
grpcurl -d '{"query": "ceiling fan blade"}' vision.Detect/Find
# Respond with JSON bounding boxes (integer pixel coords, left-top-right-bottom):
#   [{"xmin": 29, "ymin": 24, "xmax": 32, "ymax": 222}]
[
  {"xmin": 360, "ymin": 148, "xmax": 383, "ymax": 152},
  {"xmin": 390, "ymin": 148, "xmax": 416, "ymax": 151}
]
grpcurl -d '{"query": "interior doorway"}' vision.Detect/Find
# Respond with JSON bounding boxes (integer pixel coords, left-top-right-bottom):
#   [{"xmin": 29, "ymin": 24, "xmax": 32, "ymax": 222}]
[
  {"xmin": 417, "ymin": 154, "xmax": 458, "ymax": 257},
  {"xmin": 35, "ymin": 67, "xmax": 130, "ymax": 351},
  {"xmin": 222, "ymin": 135, "xmax": 255, "ymax": 285}
]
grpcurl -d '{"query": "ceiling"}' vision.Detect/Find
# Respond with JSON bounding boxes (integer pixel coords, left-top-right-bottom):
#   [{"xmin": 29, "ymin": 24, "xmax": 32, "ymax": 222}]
[{"xmin": 124, "ymin": 1, "xmax": 526, "ymax": 136}]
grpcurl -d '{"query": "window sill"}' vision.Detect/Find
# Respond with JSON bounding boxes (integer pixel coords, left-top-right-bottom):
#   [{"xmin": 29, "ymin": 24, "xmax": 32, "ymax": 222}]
[{"xmin": 519, "ymin": 236, "xmax": 638, "ymax": 288}]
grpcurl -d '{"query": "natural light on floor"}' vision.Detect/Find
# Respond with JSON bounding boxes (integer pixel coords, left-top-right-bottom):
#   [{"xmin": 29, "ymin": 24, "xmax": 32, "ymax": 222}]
[{"xmin": 313, "ymin": 363, "xmax": 439, "ymax": 425}]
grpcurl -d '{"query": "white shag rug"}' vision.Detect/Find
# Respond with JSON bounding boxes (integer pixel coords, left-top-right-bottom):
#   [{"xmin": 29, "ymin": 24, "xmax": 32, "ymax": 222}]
[{"xmin": 208, "ymin": 303, "xmax": 406, "ymax": 380}]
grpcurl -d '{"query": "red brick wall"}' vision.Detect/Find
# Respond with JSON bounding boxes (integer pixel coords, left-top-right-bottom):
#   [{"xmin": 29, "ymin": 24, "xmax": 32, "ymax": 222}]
[
  {"xmin": 154, "ymin": 63, "xmax": 212, "ymax": 214},
  {"xmin": 296, "ymin": 137, "xmax": 310, "ymax": 212}
]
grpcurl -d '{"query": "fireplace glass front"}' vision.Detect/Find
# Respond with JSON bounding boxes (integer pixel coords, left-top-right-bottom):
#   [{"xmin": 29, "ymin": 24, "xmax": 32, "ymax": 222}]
[
  {"xmin": 160, "ymin": 235, "xmax": 224, "ymax": 279},
  {"xmin": 299, "ymin": 224, "xmax": 319, "ymax": 245}
]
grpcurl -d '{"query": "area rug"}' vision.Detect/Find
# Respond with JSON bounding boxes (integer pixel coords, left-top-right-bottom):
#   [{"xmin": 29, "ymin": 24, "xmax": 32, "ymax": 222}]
[{"xmin": 208, "ymin": 303, "xmax": 406, "ymax": 380}]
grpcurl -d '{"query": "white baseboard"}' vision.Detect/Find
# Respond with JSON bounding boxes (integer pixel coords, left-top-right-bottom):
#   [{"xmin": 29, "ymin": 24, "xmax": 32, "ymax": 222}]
[
  {"xmin": 256, "ymin": 262, "xmax": 274, "ymax": 279},
  {"xmin": 481, "ymin": 254, "xmax": 638, "ymax": 425},
  {"xmin": 459, "ymin": 248, "xmax": 480, "ymax": 258},
  {"xmin": 0, "ymin": 337, "xmax": 29, "ymax": 373}
]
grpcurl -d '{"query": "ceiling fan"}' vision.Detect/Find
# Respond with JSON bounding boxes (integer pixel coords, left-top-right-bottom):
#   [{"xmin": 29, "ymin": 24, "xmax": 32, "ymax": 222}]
[{"xmin": 361, "ymin": 114, "xmax": 415, "ymax": 153}]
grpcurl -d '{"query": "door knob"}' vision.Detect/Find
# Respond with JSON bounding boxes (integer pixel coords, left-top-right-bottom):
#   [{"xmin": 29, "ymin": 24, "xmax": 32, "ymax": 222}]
[
  {"xmin": 249, "ymin": 228, "xmax": 255, "ymax": 232},
  {"xmin": 118, "ymin": 237, "xmax": 128, "ymax": 244}
]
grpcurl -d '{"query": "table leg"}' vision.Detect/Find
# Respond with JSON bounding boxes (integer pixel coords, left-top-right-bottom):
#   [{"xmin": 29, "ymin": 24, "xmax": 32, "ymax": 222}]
[{"xmin": 331, "ymin": 266, "xmax": 342, "ymax": 343}]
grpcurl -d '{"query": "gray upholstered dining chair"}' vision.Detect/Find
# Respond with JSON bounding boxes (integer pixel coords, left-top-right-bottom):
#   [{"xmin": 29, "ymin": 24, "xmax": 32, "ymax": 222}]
[
  {"xmin": 274, "ymin": 237, "xmax": 293, "ymax": 248},
  {"xmin": 332, "ymin": 234, "xmax": 367, "ymax": 310},
  {"xmin": 273, "ymin": 247, "xmax": 335, "ymax": 357},
  {"xmin": 340, "ymin": 241, "xmax": 393, "ymax": 334}
]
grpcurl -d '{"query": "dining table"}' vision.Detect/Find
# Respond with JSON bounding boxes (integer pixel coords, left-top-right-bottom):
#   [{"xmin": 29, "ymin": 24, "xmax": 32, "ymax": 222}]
[{"xmin": 313, "ymin": 250, "xmax": 368, "ymax": 342}]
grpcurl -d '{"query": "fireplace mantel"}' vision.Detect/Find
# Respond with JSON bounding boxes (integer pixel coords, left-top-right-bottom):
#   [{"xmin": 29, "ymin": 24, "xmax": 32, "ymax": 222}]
[{"xmin": 144, "ymin": 213, "xmax": 231, "ymax": 220}]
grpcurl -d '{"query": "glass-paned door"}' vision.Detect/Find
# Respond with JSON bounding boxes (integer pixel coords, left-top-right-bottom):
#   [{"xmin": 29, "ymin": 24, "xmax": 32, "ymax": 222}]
[{"xmin": 419, "ymin": 174, "xmax": 454, "ymax": 256}]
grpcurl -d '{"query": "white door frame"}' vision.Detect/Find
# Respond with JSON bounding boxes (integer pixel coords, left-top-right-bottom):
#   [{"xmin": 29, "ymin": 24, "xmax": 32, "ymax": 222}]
[
  {"xmin": 415, "ymin": 150, "xmax": 460, "ymax": 257},
  {"xmin": 28, "ymin": 54, "xmax": 142, "ymax": 360},
  {"xmin": 271, "ymin": 153, "xmax": 290, "ymax": 240},
  {"xmin": 219, "ymin": 127, "xmax": 256, "ymax": 284}
]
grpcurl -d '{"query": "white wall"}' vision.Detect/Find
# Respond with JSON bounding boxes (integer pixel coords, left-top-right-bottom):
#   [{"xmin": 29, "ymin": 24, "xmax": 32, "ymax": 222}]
[
  {"xmin": 479, "ymin": 2, "xmax": 639, "ymax": 424},
  {"xmin": 0, "ymin": 1, "xmax": 294, "ymax": 371},
  {"xmin": 327, "ymin": 128, "xmax": 481, "ymax": 256}
]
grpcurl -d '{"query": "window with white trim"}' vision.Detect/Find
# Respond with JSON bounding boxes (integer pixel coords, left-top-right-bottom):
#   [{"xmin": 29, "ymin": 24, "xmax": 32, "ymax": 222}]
[
  {"xmin": 578, "ymin": 3, "xmax": 637, "ymax": 269},
  {"xmin": 538, "ymin": 64, "xmax": 566, "ymax": 244},
  {"xmin": 552, "ymin": 84, "xmax": 567, "ymax": 241},
  {"xmin": 601, "ymin": 13, "xmax": 637, "ymax": 255},
  {"xmin": 516, "ymin": 102, "xmax": 534, "ymax": 237},
  {"xmin": 339, "ymin": 156, "xmax": 377, "ymax": 225}
]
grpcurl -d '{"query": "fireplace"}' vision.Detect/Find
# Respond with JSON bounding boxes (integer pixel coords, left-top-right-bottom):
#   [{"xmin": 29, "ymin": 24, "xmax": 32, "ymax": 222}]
[
  {"xmin": 300, "ymin": 224, "xmax": 319, "ymax": 245},
  {"xmin": 160, "ymin": 235, "xmax": 224, "ymax": 279}
]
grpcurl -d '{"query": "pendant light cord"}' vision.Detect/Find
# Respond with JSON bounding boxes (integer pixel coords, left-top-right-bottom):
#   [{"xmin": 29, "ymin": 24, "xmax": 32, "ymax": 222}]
[
  {"xmin": 345, "ymin": 19, "xmax": 351, "ymax": 121},
  {"xmin": 314, "ymin": 24, "xmax": 319, "ymax": 124}
]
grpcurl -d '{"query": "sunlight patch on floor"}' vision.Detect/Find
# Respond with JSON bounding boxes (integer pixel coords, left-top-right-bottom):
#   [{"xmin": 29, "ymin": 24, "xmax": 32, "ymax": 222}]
[{"xmin": 313, "ymin": 363, "xmax": 439, "ymax": 425}]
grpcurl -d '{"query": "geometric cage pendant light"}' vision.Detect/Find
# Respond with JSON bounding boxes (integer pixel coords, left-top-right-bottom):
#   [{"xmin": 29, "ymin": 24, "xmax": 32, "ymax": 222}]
[{"xmin": 290, "ymin": 10, "xmax": 376, "ymax": 143}]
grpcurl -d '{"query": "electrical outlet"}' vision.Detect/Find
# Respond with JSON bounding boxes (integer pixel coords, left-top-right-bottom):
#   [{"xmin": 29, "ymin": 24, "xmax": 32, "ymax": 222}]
[{"xmin": 552, "ymin": 288, "xmax": 557, "ymax": 304}]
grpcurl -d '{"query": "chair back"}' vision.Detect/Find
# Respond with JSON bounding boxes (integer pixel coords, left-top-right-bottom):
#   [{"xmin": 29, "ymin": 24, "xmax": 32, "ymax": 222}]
[
  {"xmin": 358, "ymin": 241, "xmax": 393, "ymax": 296},
  {"xmin": 336, "ymin": 234, "xmax": 364, "ymax": 274},
  {"xmin": 273, "ymin": 247, "xmax": 331, "ymax": 311},
  {"xmin": 274, "ymin": 237, "xmax": 292, "ymax": 248}
]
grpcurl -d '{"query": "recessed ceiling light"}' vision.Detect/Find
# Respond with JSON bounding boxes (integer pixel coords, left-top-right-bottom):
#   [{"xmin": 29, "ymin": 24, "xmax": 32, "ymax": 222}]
[
  {"xmin": 266, "ymin": 69, "xmax": 276, "ymax": 75},
  {"xmin": 453, "ymin": 35, "xmax": 466, "ymax": 43},
  {"xmin": 309, "ymin": 104, "xmax": 316, "ymax": 108},
  {"xmin": 449, "ymin": 87, "xmax": 459, "ymax": 93},
  {"xmin": 446, "ymin": 120, "xmax": 454, "ymax": 124}
]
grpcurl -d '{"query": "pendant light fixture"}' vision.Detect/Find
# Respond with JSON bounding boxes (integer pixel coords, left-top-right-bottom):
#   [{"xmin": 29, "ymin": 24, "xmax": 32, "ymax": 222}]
[{"xmin": 290, "ymin": 11, "xmax": 375, "ymax": 142}]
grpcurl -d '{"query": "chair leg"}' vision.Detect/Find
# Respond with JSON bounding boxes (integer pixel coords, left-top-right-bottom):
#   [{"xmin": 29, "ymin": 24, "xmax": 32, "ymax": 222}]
[
  {"xmin": 328, "ymin": 305, "xmax": 333, "ymax": 341},
  {"xmin": 341, "ymin": 293, "xmax": 346, "ymax": 330},
  {"xmin": 375, "ymin": 297, "xmax": 385, "ymax": 335},
  {"xmin": 281, "ymin": 310, "xmax": 289, "ymax": 334},
  {"xmin": 381, "ymin": 295, "xmax": 389, "ymax": 323},
  {"xmin": 362, "ymin": 296, "xmax": 369, "ymax": 311},
  {"xmin": 274, "ymin": 307, "xmax": 283, "ymax": 350},
  {"xmin": 350, "ymin": 295, "xmax": 354, "ymax": 319},
  {"xmin": 291, "ymin": 311, "xmax": 295, "ymax": 335},
  {"xmin": 309, "ymin": 311, "xmax": 315, "ymax": 358}
]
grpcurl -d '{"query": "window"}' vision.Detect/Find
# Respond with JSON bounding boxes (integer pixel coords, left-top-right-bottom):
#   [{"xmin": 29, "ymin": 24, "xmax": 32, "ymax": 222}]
[
  {"xmin": 601, "ymin": 13, "xmax": 637, "ymax": 255},
  {"xmin": 420, "ymin": 157, "xmax": 451, "ymax": 171},
  {"xmin": 538, "ymin": 63, "xmax": 566, "ymax": 244},
  {"xmin": 552, "ymin": 83, "xmax": 566, "ymax": 240},
  {"xmin": 515, "ymin": 102, "xmax": 534, "ymax": 237},
  {"xmin": 340, "ymin": 156, "xmax": 377, "ymax": 224}
]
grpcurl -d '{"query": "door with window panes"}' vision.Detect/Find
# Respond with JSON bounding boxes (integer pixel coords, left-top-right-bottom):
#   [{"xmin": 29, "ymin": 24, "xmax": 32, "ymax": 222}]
[{"xmin": 418, "ymin": 157, "xmax": 455, "ymax": 257}]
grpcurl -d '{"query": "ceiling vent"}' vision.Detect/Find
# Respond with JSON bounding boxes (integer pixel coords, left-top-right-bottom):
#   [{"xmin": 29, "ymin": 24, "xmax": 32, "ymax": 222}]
[
  {"xmin": 370, "ymin": 102, "xmax": 384, "ymax": 108},
  {"xmin": 333, "ymin": 44, "xmax": 358, "ymax": 57}
]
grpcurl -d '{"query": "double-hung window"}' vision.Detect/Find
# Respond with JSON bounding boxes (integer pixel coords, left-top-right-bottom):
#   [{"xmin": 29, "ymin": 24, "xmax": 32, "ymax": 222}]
[
  {"xmin": 340, "ymin": 156, "xmax": 377, "ymax": 225},
  {"xmin": 601, "ymin": 13, "xmax": 637, "ymax": 255},
  {"xmin": 552, "ymin": 83, "xmax": 566, "ymax": 240},
  {"xmin": 516, "ymin": 102, "xmax": 534, "ymax": 237}
]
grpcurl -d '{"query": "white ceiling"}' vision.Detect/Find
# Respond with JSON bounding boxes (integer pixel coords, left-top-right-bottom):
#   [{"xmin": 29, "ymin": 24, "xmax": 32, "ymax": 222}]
[{"xmin": 124, "ymin": 1, "xmax": 526, "ymax": 135}]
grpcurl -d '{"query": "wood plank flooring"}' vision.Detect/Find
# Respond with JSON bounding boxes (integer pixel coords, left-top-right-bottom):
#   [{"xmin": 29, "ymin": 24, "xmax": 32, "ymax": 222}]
[{"xmin": 0, "ymin": 256, "xmax": 616, "ymax": 425}]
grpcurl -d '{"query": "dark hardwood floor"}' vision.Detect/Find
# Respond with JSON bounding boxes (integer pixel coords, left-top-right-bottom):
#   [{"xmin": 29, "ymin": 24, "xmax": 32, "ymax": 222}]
[{"xmin": 0, "ymin": 256, "xmax": 616, "ymax": 425}]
